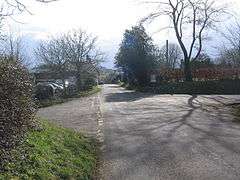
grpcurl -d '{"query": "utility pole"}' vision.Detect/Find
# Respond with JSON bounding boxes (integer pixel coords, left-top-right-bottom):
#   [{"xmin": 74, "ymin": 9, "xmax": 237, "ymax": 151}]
[{"xmin": 166, "ymin": 40, "xmax": 169, "ymax": 64}]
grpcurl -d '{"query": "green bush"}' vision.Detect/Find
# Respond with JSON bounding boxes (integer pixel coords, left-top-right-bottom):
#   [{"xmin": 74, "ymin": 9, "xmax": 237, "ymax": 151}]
[
  {"xmin": 0, "ymin": 58, "xmax": 35, "ymax": 151},
  {"xmin": 83, "ymin": 76, "xmax": 97, "ymax": 91}
]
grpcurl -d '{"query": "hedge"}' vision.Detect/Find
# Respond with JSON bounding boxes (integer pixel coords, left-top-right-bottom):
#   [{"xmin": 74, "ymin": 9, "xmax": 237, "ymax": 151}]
[
  {"xmin": 140, "ymin": 80, "xmax": 240, "ymax": 95},
  {"xmin": 0, "ymin": 58, "xmax": 35, "ymax": 170}
]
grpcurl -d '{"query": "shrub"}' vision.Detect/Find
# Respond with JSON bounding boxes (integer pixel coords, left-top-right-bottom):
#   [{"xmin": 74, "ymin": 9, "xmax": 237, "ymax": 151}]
[
  {"xmin": 151, "ymin": 68, "xmax": 240, "ymax": 82},
  {"xmin": 140, "ymin": 80, "xmax": 240, "ymax": 95},
  {"xmin": 0, "ymin": 58, "xmax": 35, "ymax": 151},
  {"xmin": 83, "ymin": 76, "xmax": 97, "ymax": 90}
]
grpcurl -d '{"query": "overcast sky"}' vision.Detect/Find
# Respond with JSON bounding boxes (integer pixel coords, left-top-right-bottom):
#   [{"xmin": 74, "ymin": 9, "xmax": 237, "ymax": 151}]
[{"xmin": 6, "ymin": 0, "xmax": 240, "ymax": 68}]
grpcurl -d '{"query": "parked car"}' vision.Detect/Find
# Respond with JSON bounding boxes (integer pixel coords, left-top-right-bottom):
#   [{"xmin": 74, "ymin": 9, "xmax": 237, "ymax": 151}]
[
  {"xmin": 99, "ymin": 80, "xmax": 104, "ymax": 85},
  {"xmin": 35, "ymin": 82, "xmax": 64, "ymax": 100}
]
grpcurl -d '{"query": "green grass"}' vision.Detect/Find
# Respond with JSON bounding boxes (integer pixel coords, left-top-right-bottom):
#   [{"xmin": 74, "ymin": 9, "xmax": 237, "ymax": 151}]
[
  {"xmin": 38, "ymin": 86, "xmax": 102, "ymax": 108},
  {"xmin": 0, "ymin": 120, "xmax": 98, "ymax": 179}
]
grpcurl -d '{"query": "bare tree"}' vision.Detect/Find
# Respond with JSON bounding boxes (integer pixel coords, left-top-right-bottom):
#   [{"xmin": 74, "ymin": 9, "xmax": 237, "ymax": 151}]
[
  {"xmin": 36, "ymin": 36, "xmax": 69, "ymax": 94},
  {"xmin": 218, "ymin": 22, "xmax": 240, "ymax": 68},
  {"xmin": 3, "ymin": 33, "xmax": 23, "ymax": 58},
  {"xmin": 142, "ymin": 0, "xmax": 227, "ymax": 81},
  {"xmin": 0, "ymin": 0, "xmax": 58, "ymax": 34},
  {"xmin": 0, "ymin": 0, "xmax": 59, "ymax": 59},
  {"xmin": 64, "ymin": 29, "xmax": 103, "ymax": 90},
  {"xmin": 0, "ymin": 0, "xmax": 59, "ymax": 66},
  {"xmin": 160, "ymin": 43, "xmax": 182, "ymax": 69},
  {"xmin": 36, "ymin": 30, "xmax": 104, "ymax": 91},
  {"xmin": 218, "ymin": 48, "xmax": 240, "ymax": 68},
  {"xmin": 1, "ymin": 0, "xmax": 57, "ymax": 13},
  {"xmin": 0, "ymin": 0, "xmax": 58, "ymax": 20},
  {"xmin": 0, "ymin": 33, "xmax": 31, "ymax": 67}
]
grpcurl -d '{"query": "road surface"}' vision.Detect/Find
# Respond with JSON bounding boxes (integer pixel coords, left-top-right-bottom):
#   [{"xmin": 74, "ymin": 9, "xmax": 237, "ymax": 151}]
[
  {"xmin": 37, "ymin": 95, "xmax": 100, "ymax": 137},
  {"xmin": 101, "ymin": 84, "xmax": 240, "ymax": 180}
]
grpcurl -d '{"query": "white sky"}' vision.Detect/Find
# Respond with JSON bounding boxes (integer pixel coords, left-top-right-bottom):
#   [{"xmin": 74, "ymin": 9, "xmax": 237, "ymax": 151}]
[{"xmin": 6, "ymin": 0, "xmax": 240, "ymax": 68}]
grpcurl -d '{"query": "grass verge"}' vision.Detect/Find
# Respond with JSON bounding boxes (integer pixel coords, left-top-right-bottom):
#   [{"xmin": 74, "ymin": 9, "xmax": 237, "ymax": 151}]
[
  {"xmin": 0, "ymin": 120, "xmax": 97, "ymax": 179},
  {"xmin": 38, "ymin": 86, "xmax": 102, "ymax": 108}
]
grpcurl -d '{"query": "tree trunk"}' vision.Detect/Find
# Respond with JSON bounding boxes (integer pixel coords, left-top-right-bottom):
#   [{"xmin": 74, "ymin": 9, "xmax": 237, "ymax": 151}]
[{"xmin": 184, "ymin": 58, "xmax": 193, "ymax": 82}]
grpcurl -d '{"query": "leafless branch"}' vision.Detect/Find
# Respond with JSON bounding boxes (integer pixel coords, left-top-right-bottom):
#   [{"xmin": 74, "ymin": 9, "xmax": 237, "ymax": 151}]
[{"xmin": 141, "ymin": 0, "xmax": 229, "ymax": 81}]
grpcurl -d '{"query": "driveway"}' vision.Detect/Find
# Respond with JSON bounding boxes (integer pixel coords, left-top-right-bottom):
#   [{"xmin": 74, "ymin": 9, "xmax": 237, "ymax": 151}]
[
  {"xmin": 101, "ymin": 84, "xmax": 240, "ymax": 180},
  {"xmin": 37, "ymin": 94, "xmax": 100, "ymax": 137}
]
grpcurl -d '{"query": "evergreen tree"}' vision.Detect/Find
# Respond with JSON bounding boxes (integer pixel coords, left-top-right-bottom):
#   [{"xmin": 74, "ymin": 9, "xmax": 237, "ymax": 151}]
[{"xmin": 115, "ymin": 25, "xmax": 157, "ymax": 86}]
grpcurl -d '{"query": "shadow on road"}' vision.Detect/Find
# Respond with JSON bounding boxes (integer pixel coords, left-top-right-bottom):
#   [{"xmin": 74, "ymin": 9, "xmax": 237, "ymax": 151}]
[
  {"xmin": 103, "ymin": 93, "xmax": 240, "ymax": 179},
  {"xmin": 105, "ymin": 91, "xmax": 154, "ymax": 103}
]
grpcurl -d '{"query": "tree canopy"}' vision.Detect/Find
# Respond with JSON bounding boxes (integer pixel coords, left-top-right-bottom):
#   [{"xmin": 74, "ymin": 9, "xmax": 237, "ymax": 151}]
[{"xmin": 115, "ymin": 25, "xmax": 157, "ymax": 86}]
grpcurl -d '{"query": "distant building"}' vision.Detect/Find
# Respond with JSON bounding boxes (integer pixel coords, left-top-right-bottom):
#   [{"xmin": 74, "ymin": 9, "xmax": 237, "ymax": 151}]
[{"xmin": 31, "ymin": 64, "xmax": 100, "ymax": 87}]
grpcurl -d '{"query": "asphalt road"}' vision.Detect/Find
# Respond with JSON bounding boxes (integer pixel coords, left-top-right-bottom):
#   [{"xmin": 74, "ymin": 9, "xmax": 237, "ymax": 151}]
[
  {"xmin": 37, "ymin": 95, "xmax": 100, "ymax": 137},
  {"xmin": 101, "ymin": 84, "xmax": 240, "ymax": 180}
]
